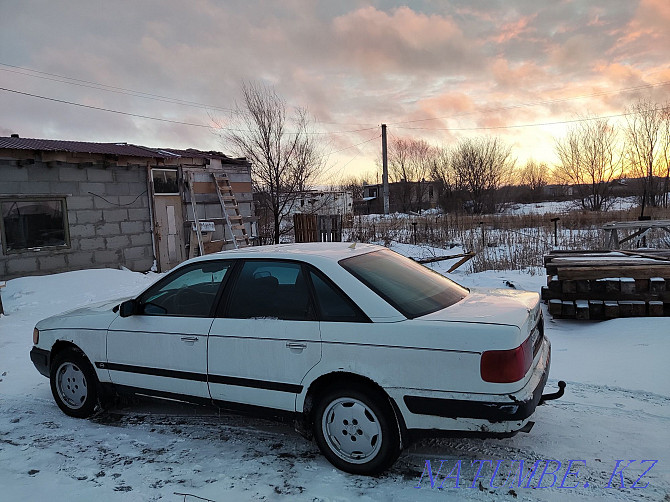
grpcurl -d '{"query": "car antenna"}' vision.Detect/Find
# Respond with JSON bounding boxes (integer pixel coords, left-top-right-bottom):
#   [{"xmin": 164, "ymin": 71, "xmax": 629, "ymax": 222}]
[{"xmin": 348, "ymin": 242, "xmax": 357, "ymax": 249}]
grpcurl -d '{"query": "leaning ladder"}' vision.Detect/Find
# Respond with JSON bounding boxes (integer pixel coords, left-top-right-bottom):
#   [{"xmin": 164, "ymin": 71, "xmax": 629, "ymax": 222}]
[
  {"xmin": 188, "ymin": 171, "xmax": 205, "ymax": 256},
  {"xmin": 212, "ymin": 172, "xmax": 249, "ymax": 249}
]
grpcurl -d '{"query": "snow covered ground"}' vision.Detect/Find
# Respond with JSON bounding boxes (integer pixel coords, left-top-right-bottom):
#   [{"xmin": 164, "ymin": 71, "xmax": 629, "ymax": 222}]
[
  {"xmin": 503, "ymin": 197, "xmax": 638, "ymax": 215},
  {"xmin": 1, "ymin": 246, "xmax": 669, "ymax": 501}
]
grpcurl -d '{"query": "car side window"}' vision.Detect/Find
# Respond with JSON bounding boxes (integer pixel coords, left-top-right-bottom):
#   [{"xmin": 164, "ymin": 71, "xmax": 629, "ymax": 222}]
[
  {"xmin": 225, "ymin": 260, "xmax": 313, "ymax": 321},
  {"xmin": 138, "ymin": 261, "xmax": 232, "ymax": 317},
  {"xmin": 309, "ymin": 270, "xmax": 369, "ymax": 323}
]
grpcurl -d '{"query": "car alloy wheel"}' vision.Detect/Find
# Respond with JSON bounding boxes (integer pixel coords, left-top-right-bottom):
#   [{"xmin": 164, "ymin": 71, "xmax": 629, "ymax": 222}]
[
  {"xmin": 55, "ymin": 361, "xmax": 88, "ymax": 409},
  {"xmin": 49, "ymin": 348, "xmax": 100, "ymax": 418},
  {"xmin": 322, "ymin": 397, "xmax": 382, "ymax": 464},
  {"xmin": 313, "ymin": 387, "xmax": 401, "ymax": 475}
]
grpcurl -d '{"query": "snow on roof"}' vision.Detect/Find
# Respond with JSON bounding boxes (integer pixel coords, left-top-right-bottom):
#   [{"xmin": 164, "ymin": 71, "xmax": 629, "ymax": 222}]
[{"xmin": 191, "ymin": 242, "xmax": 382, "ymax": 264}]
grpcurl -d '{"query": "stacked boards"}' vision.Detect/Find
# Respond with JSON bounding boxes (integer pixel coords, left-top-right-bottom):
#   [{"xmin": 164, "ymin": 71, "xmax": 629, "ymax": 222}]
[{"xmin": 542, "ymin": 250, "xmax": 670, "ymax": 319}]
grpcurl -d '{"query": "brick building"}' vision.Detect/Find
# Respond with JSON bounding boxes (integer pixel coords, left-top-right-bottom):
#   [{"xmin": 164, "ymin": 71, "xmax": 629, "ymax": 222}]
[{"xmin": 0, "ymin": 136, "xmax": 254, "ymax": 279}]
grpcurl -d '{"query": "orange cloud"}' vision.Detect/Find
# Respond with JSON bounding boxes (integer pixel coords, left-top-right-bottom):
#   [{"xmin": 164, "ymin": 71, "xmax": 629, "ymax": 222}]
[{"xmin": 492, "ymin": 14, "xmax": 537, "ymax": 44}]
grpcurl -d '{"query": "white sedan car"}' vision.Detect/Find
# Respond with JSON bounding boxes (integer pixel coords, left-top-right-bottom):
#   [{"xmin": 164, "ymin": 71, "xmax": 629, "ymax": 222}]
[{"xmin": 30, "ymin": 243, "xmax": 557, "ymax": 474}]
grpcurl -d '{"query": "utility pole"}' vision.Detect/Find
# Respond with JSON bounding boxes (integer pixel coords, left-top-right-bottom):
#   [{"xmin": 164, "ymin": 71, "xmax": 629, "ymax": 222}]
[{"xmin": 381, "ymin": 123, "xmax": 389, "ymax": 214}]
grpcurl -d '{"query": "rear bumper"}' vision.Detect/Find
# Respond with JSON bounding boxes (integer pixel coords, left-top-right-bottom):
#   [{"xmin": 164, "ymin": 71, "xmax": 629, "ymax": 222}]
[
  {"xmin": 392, "ymin": 336, "xmax": 551, "ymax": 434},
  {"xmin": 30, "ymin": 347, "xmax": 50, "ymax": 378},
  {"xmin": 403, "ymin": 356, "xmax": 549, "ymax": 422}
]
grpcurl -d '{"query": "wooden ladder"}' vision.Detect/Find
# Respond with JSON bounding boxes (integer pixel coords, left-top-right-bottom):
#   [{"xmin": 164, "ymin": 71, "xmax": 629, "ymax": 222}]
[{"xmin": 212, "ymin": 172, "xmax": 249, "ymax": 249}]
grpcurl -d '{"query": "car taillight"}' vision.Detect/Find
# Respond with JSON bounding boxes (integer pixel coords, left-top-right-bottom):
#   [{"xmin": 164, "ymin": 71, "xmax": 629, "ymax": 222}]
[
  {"xmin": 33, "ymin": 328, "xmax": 39, "ymax": 345},
  {"xmin": 480, "ymin": 336, "xmax": 533, "ymax": 383}
]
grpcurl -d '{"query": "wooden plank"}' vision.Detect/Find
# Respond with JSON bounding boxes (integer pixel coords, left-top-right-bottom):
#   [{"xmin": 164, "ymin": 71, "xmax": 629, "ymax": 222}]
[
  {"xmin": 539, "ymin": 288, "xmax": 669, "ymax": 302},
  {"xmin": 631, "ymin": 301, "xmax": 646, "ymax": 316},
  {"xmin": 548, "ymin": 299, "xmax": 562, "ymax": 318},
  {"xmin": 620, "ymin": 278, "xmax": 635, "ymax": 294},
  {"xmin": 415, "ymin": 252, "xmax": 473, "ymax": 265},
  {"xmin": 557, "ymin": 265, "xmax": 670, "ymax": 280},
  {"xmin": 619, "ymin": 301, "xmax": 633, "ymax": 317},
  {"xmin": 589, "ymin": 300, "xmax": 604, "ymax": 319},
  {"xmin": 562, "ymin": 280, "xmax": 576, "ymax": 293},
  {"xmin": 603, "ymin": 219, "xmax": 670, "ymax": 229},
  {"xmin": 229, "ymin": 181, "xmax": 253, "ymax": 194},
  {"xmin": 447, "ymin": 253, "xmax": 475, "ymax": 273},
  {"xmin": 604, "ymin": 301, "xmax": 619, "ymax": 318},
  {"xmin": 618, "ymin": 250, "xmax": 670, "ymax": 263},
  {"xmin": 0, "ymin": 280, "xmax": 5, "ymax": 316},
  {"xmin": 192, "ymin": 182, "xmax": 217, "ymax": 194},
  {"xmin": 575, "ymin": 300, "xmax": 590, "ymax": 320},
  {"xmin": 649, "ymin": 301, "xmax": 664, "ymax": 316},
  {"xmin": 650, "ymin": 278, "xmax": 666, "ymax": 294},
  {"xmin": 562, "ymin": 301, "xmax": 576, "ymax": 318}
]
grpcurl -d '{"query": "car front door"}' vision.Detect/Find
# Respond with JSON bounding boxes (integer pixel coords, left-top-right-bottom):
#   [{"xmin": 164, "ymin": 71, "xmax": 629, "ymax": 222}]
[
  {"xmin": 105, "ymin": 260, "xmax": 233, "ymax": 399},
  {"xmin": 208, "ymin": 260, "xmax": 321, "ymax": 412}
]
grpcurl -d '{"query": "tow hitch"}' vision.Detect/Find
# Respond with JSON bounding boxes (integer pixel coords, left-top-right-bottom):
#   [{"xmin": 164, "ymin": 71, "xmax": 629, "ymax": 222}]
[{"xmin": 539, "ymin": 380, "xmax": 566, "ymax": 405}]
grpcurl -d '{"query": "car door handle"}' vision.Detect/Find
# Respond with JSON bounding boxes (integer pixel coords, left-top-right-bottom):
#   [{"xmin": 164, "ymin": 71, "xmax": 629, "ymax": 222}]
[
  {"xmin": 181, "ymin": 336, "xmax": 199, "ymax": 343},
  {"xmin": 286, "ymin": 342, "xmax": 307, "ymax": 351}
]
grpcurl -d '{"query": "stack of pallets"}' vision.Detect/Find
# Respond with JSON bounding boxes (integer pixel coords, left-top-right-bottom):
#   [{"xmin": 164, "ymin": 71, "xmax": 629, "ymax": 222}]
[{"xmin": 542, "ymin": 250, "xmax": 670, "ymax": 319}]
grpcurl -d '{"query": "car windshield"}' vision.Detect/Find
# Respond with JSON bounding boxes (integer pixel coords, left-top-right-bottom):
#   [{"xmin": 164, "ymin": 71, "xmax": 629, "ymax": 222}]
[{"xmin": 340, "ymin": 248, "xmax": 468, "ymax": 319}]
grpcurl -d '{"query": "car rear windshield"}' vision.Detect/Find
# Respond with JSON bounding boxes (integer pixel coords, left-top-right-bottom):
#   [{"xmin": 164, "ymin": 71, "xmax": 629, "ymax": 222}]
[{"xmin": 340, "ymin": 248, "xmax": 469, "ymax": 319}]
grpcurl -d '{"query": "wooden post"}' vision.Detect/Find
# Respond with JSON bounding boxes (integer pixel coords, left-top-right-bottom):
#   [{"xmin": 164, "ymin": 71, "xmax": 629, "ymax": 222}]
[
  {"xmin": 551, "ymin": 217, "xmax": 560, "ymax": 247},
  {"xmin": 0, "ymin": 281, "xmax": 5, "ymax": 316},
  {"xmin": 381, "ymin": 124, "xmax": 389, "ymax": 215}
]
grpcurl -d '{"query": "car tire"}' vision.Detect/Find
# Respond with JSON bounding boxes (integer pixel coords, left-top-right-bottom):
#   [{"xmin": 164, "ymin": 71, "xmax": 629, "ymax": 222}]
[
  {"xmin": 313, "ymin": 386, "xmax": 401, "ymax": 475},
  {"xmin": 50, "ymin": 348, "xmax": 100, "ymax": 418}
]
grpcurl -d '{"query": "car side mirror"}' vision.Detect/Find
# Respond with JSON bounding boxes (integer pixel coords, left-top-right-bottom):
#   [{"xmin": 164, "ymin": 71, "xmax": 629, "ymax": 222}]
[{"xmin": 119, "ymin": 299, "xmax": 137, "ymax": 318}]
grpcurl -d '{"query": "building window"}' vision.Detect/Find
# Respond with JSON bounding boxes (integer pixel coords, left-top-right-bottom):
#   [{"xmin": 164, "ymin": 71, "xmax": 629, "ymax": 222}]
[
  {"xmin": 429, "ymin": 185, "xmax": 434, "ymax": 199},
  {"xmin": 152, "ymin": 169, "xmax": 179, "ymax": 195},
  {"xmin": 1, "ymin": 198, "xmax": 69, "ymax": 253}
]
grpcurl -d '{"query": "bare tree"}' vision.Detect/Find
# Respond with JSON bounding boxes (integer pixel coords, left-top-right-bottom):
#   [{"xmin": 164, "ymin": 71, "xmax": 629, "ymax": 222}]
[
  {"xmin": 337, "ymin": 174, "xmax": 367, "ymax": 200},
  {"xmin": 518, "ymin": 159, "xmax": 549, "ymax": 202},
  {"xmin": 451, "ymin": 137, "xmax": 515, "ymax": 213},
  {"xmin": 520, "ymin": 160, "xmax": 549, "ymax": 191},
  {"xmin": 385, "ymin": 137, "xmax": 434, "ymax": 212},
  {"xmin": 221, "ymin": 82, "xmax": 323, "ymax": 243},
  {"xmin": 429, "ymin": 146, "xmax": 461, "ymax": 211},
  {"xmin": 661, "ymin": 107, "xmax": 670, "ymax": 207},
  {"xmin": 624, "ymin": 99, "xmax": 668, "ymax": 215},
  {"xmin": 554, "ymin": 118, "xmax": 623, "ymax": 211}
]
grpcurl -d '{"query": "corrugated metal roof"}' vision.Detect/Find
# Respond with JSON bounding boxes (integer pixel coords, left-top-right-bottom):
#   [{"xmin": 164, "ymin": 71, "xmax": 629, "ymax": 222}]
[
  {"xmin": 0, "ymin": 137, "xmax": 248, "ymax": 163},
  {"xmin": 0, "ymin": 136, "xmax": 161, "ymax": 157}
]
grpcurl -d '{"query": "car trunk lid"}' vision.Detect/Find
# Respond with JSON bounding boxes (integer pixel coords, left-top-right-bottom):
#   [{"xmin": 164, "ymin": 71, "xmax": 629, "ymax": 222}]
[{"xmin": 419, "ymin": 289, "xmax": 540, "ymax": 329}]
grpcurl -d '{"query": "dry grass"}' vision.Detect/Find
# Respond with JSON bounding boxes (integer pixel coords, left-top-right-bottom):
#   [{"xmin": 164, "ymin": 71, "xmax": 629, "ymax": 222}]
[{"xmin": 344, "ymin": 207, "xmax": 670, "ymax": 273}]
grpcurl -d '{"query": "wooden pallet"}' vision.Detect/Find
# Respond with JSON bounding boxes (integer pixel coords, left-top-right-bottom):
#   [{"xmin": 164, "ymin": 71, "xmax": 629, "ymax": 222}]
[{"xmin": 543, "ymin": 249, "xmax": 670, "ymax": 318}]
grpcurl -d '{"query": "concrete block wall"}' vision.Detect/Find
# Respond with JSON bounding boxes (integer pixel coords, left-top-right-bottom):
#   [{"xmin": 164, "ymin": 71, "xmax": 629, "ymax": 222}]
[{"xmin": 0, "ymin": 161, "xmax": 154, "ymax": 279}]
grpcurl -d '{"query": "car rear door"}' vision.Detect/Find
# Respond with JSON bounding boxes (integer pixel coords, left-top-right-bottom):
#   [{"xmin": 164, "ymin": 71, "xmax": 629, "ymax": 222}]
[
  {"xmin": 207, "ymin": 259, "xmax": 321, "ymax": 411},
  {"xmin": 105, "ymin": 260, "xmax": 232, "ymax": 399}
]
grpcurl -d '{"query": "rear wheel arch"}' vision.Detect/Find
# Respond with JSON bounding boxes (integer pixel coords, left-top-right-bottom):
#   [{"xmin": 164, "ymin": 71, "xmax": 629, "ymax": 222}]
[
  {"xmin": 301, "ymin": 372, "xmax": 407, "ymax": 442},
  {"xmin": 307, "ymin": 373, "xmax": 405, "ymax": 474}
]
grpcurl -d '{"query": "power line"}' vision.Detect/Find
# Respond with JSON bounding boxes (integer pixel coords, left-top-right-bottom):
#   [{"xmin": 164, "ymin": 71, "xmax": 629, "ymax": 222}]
[
  {"xmin": 328, "ymin": 133, "xmax": 381, "ymax": 156},
  {"xmin": 0, "ymin": 61, "xmax": 380, "ymax": 128},
  {"xmin": 0, "ymin": 62, "xmax": 236, "ymax": 112},
  {"xmin": 0, "ymin": 86, "xmax": 218, "ymax": 128},
  {"xmin": 387, "ymin": 80, "xmax": 670, "ymax": 126},
  {"xmin": 0, "ymin": 86, "xmax": 378, "ymax": 135}
]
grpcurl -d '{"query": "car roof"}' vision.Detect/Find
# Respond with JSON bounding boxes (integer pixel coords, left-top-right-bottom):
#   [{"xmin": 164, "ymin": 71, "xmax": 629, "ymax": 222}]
[{"xmin": 188, "ymin": 242, "xmax": 383, "ymax": 265}]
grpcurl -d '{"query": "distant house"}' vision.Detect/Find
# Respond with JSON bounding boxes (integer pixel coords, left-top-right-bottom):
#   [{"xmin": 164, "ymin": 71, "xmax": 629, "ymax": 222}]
[
  {"xmin": 0, "ymin": 135, "xmax": 254, "ymax": 279},
  {"xmin": 292, "ymin": 189, "xmax": 353, "ymax": 216},
  {"xmin": 356, "ymin": 180, "xmax": 438, "ymax": 214}
]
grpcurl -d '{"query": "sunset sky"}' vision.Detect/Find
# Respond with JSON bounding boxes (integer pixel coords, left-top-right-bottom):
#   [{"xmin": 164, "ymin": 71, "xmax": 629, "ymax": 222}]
[{"xmin": 1, "ymin": 0, "xmax": 669, "ymax": 183}]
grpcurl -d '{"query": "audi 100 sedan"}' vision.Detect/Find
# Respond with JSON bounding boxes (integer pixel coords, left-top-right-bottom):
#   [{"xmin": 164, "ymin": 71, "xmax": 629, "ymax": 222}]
[{"xmin": 30, "ymin": 242, "xmax": 559, "ymax": 474}]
